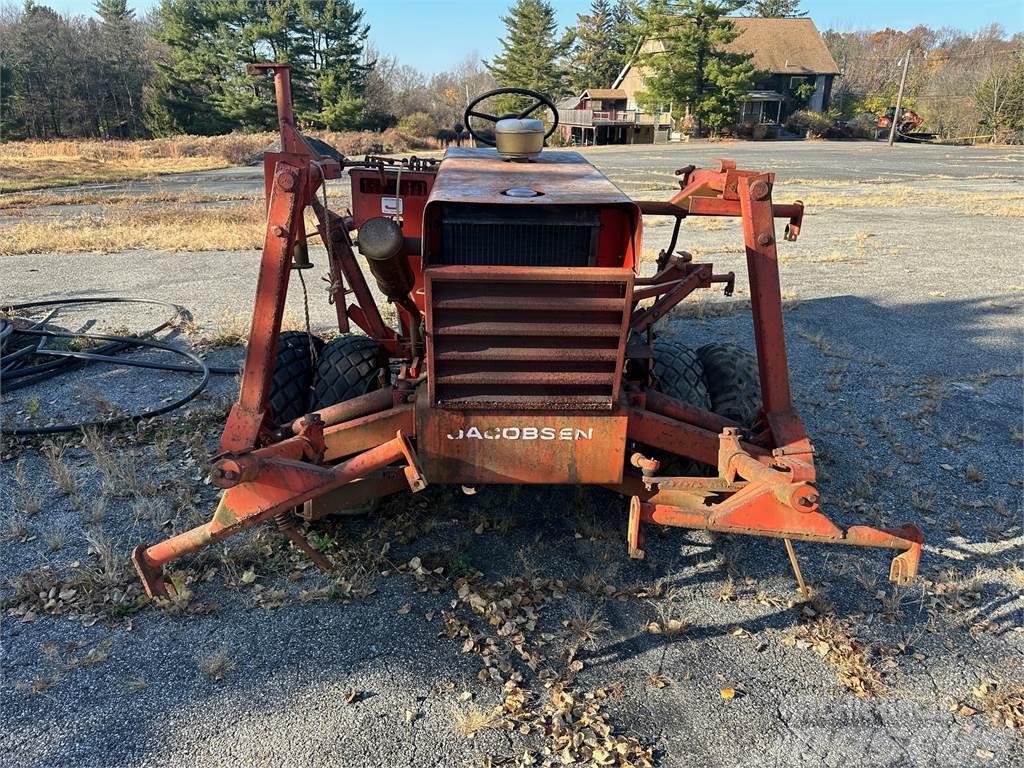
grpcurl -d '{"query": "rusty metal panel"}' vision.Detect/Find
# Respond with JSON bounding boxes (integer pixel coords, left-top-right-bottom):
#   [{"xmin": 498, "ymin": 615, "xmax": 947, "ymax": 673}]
[
  {"xmin": 427, "ymin": 147, "xmax": 635, "ymax": 207},
  {"xmin": 418, "ymin": 403, "xmax": 627, "ymax": 484},
  {"xmin": 425, "ymin": 266, "xmax": 632, "ymax": 409}
]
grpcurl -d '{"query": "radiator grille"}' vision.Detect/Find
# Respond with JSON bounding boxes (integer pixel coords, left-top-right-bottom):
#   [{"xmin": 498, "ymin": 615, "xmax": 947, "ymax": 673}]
[
  {"xmin": 426, "ymin": 267, "xmax": 632, "ymax": 410},
  {"xmin": 438, "ymin": 205, "xmax": 599, "ymax": 267}
]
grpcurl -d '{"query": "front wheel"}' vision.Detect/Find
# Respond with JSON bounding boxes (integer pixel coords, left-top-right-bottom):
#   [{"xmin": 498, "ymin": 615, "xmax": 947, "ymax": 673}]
[{"xmin": 308, "ymin": 334, "xmax": 390, "ymax": 516}]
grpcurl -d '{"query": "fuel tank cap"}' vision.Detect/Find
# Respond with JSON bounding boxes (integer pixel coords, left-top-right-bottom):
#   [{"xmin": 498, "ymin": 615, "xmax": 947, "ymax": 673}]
[{"xmin": 502, "ymin": 187, "xmax": 542, "ymax": 198}]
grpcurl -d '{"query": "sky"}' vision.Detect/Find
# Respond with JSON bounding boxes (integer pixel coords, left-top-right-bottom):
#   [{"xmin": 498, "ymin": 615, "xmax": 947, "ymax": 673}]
[{"xmin": 44, "ymin": 0, "xmax": 1024, "ymax": 74}]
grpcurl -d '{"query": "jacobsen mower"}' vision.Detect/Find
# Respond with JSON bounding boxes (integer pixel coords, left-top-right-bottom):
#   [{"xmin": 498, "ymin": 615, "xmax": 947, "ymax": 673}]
[{"xmin": 131, "ymin": 64, "xmax": 921, "ymax": 598}]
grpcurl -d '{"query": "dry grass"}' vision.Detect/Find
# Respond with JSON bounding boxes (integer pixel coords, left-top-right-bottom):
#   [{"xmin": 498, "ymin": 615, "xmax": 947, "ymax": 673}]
[
  {"xmin": 0, "ymin": 156, "xmax": 230, "ymax": 194},
  {"xmin": 563, "ymin": 607, "xmax": 609, "ymax": 650},
  {"xmin": 197, "ymin": 647, "xmax": 237, "ymax": 681},
  {"xmin": 0, "ymin": 201, "xmax": 265, "ymax": 255},
  {"xmin": 777, "ymin": 183, "xmax": 1024, "ymax": 218},
  {"xmin": 42, "ymin": 442, "xmax": 77, "ymax": 496},
  {"xmin": 0, "ymin": 188, "xmax": 258, "ymax": 212},
  {"xmin": 0, "ymin": 129, "xmax": 440, "ymax": 192},
  {"xmin": 452, "ymin": 702, "xmax": 502, "ymax": 737},
  {"xmin": 972, "ymin": 679, "xmax": 1024, "ymax": 730}
]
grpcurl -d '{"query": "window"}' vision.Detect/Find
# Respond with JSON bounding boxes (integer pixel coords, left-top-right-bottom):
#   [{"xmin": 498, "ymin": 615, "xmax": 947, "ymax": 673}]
[{"xmin": 789, "ymin": 76, "xmax": 810, "ymax": 90}]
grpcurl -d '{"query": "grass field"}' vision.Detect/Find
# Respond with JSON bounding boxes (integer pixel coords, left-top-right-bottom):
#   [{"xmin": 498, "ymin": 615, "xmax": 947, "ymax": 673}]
[{"xmin": 0, "ymin": 129, "xmax": 439, "ymax": 193}]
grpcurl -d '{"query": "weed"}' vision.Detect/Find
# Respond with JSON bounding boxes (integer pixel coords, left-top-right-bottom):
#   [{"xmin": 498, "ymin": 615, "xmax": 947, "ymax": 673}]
[
  {"xmin": 452, "ymin": 703, "xmax": 501, "ymax": 737},
  {"xmin": 124, "ymin": 676, "xmax": 148, "ymax": 693},
  {"xmin": 563, "ymin": 607, "xmax": 609, "ymax": 651},
  {"xmin": 971, "ymin": 679, "xmax": 1024, "ymax": 730},
  {"xmin": 4, "ymin": 514, "xmax": 28, "ymax": 542},
  {"xmin": 911, "ymin": 487, "xmax": 936, "ymax": 512},
  {"xmin": 42, "ymin": 526, "xmax": 69, "ymax": 553},
  {"xmin": 42, "ymin": 442, "xmax": 77, "ymax": 496},
  {"xmin": 964, "ymin": 464, "xmax": 984, "ymax": 483},
  {"xmin": 197, "ymin": 647, "xmax": 236, "ymax": 681}
]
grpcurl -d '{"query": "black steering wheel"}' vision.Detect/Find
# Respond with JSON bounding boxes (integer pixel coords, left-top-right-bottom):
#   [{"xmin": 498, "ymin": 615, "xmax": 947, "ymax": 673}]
[{"xmin": 463, "ymin": 87, "xmax": 559, "ymax": 147}]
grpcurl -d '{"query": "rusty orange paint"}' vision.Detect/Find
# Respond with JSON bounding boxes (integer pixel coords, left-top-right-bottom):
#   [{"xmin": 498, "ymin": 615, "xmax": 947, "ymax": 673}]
[{"xmin": 130, "ymin": 65, "xmax": 924, "ymax": 600}]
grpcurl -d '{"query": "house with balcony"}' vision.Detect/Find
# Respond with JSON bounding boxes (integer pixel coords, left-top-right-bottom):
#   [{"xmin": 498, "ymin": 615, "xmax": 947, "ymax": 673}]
[
  {"xmin": 556, "ymin": 88, "xmax": 674, "ymax": 146},
  {"xmin": 612, "ymin": 17, "xmax": 840, "ymax": 132}
]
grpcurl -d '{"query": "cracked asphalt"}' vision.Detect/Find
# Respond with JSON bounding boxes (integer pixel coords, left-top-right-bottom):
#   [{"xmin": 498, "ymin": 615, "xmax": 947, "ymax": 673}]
[{"xmin": 1, "ymin": 140, "xmax": 1022, "ymax": 767}]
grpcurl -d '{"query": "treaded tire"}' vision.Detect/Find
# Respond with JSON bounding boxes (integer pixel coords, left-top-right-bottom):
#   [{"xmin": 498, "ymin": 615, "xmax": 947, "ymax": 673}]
[
  {"xmin": 310, "ymin": 334, "xmax": 388, "ymax": 411},
  {"xmin": 309, "ymin": 334, "xmax": 388, "ymax": 517},
  {"xmin": 651, "ymin": 340, "xmax": 712, "ymax": 411},
  {"xmin": 267, "ymin": 331, "xmax": 324, "ymax": 425},
  {"xmin": 649, "ymin": 340, "xmax": 712, "ymax": 474},
  {"xmin": 696, "ymin": 343, "xmax": 761, "ymax": 428}
]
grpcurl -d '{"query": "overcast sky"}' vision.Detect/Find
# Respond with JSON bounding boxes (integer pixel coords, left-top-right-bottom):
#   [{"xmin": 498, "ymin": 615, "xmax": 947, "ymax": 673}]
[{"xmin": 43, "ymin": 0, "xmax": 1024, "ymax": 74}]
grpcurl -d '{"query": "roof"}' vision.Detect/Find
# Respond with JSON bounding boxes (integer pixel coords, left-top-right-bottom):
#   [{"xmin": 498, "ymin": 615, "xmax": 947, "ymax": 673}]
[
  {"xmin": 581, "ymin": 88, "xmax": 627, "ymax": 100},
  {"xmin": 613, "ymin": 16, "xmax": 839, "ymax": 87},
  {"xmin": 726, "ymin": 18, "xmax": 839, "ymax": 75}
]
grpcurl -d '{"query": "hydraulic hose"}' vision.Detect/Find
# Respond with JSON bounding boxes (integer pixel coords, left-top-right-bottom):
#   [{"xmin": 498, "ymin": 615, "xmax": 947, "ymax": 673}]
[{"xmin": 1, "ymin": 297, "xmax": 241, "ymax": 435}]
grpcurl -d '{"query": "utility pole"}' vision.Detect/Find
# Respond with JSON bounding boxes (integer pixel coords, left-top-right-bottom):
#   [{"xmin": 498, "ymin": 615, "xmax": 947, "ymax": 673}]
[{"xmin": 888, "ymin": 54, "xmax": 911, "ymax": 147}]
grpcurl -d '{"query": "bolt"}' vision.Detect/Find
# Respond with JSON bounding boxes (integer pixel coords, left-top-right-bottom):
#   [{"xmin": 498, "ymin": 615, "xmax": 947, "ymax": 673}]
[
  {"xmin": 722, "ymin": 427, "xmax": 739, "ymax": 437},
  {"xmin": 750, "ymin": 179, "xmax": 770, "ymax": 200},
  {"xmin": 276, "ymin": 171, "xmax": 297, "ymax": 191},
  {"xmin": 757, "ymin": 233, "xmax": 773, "ymax": 247}
]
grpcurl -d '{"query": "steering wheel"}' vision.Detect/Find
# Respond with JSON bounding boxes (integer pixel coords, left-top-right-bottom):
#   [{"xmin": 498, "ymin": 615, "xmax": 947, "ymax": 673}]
[{"xmin": 463, "ymin": 87, "xmax": 559, "ymax": 147}]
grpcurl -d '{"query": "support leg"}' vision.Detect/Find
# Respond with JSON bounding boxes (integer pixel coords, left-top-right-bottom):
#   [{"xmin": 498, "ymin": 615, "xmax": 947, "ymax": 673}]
[{"xmin": 220, "ymin": 161, "xmax": 307, "ymax": 453}]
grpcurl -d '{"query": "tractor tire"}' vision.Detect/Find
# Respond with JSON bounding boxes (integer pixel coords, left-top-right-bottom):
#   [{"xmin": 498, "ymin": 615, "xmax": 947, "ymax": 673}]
[
  {"xmin": 267, "ymin": 331, "xmax": 323, "ymax": 425},
  {"xmin": 310, "ymin": 334, "xmax": 389, "ymax": 410},
  {"xmin": 651, "ymin": 340, "xmax": 712, "ymax": 411},
  {"xmin": 308, "ymin": 334, "xmax": 389, "ymax": 517},
  {"xmin": 648, "ymin": 340, "xmax": 713, "ymax": 474},
  {"xmin": 696, "ymin": 343, "xmax": 761, "ymax": 428}
]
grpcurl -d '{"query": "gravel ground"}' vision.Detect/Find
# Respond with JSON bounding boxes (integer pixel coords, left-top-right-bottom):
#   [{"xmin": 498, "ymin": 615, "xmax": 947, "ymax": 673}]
[{"xmin": 1, "ymin": 140, "xmax": 1022, "ymax": 768}]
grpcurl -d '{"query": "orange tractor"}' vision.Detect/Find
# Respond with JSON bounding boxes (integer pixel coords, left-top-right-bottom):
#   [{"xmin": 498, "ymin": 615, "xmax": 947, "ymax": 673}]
[{"xmin": 131, "ymin": 65, "xmax": 921, "ymax": 599}]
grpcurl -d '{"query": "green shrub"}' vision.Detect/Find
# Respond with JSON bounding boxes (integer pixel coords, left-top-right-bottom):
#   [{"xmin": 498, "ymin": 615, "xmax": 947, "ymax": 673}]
[
  {"xmin": 785, "ymin": 110, "xmax": 833, "ymax": 138},
  {"xmin": 395, "ymin": 112, "xmax": 437, "ymax": 138}
]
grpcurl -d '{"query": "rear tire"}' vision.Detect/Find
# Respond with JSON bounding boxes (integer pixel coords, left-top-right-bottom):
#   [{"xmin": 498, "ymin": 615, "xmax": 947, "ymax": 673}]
[
  {"xmin": 648, "ymin": 340, "xmax": 713, "ymax": 474},
  {"xmin": 651, "ymin": 340, "xmax": 712, "ymax": 411},
  {"xmin": 267, "ymin": 331, "xmax": 323, "ymax": 425},
  {"xmin": 309, "ymin": 334, "xmax": 389, "ymax": 516},
  {"xmin": 696, "ymin": 343, "xmax": 761, "ymax": 428},
  {"xmin": 310, "ymin": 334, "xmax": 389, "ymax": 410}
]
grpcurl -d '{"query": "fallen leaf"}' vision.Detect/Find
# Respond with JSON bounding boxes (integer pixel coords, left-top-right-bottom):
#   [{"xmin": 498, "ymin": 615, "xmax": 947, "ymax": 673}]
[
  {"xmin": 397, "ymin": 603, "xmax": 411, "ymax": 615},
  {"xmin": 240, "ymin": 569, "xmax": 256, "ymax": 584},
  {"xmin": 720, "ymin": 688, "xmax": 737, "ymax": 700}
]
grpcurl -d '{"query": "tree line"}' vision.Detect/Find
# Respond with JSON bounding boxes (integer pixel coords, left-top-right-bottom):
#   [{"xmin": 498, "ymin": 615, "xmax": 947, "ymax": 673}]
[{"xmin": 0, "ymin": 0, "xmax": 1020, "ymax": 142}]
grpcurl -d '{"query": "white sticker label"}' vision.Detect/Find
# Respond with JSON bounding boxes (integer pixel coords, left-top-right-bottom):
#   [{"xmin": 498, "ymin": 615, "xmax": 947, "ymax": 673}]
[
  {"xmin": 446, "ymin": 427, "xmax": 594, "ymax": 441},
  {"xmin": 381, "ymin": 197, "xmax": 403, "ymax": 215}
]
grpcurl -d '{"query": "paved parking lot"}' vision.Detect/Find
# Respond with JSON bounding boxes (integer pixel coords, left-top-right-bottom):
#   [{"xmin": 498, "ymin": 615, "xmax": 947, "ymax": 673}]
[{"xmin": 2, "ymin": 140, "xmax": 1022, "ymax": 767}]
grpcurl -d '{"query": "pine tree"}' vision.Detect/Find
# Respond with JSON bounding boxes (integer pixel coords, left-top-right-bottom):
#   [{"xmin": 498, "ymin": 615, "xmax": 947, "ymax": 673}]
[
  {"xmin": 148, "ymin": 0, "xmax": 374, "ymax": 135},
  {"xmin": 296, "ymin": 0, "xmax": 373, "ymax": 129},
  {"xmin": 568, "ymin": 0, "xmax": 618, "ymax": 92},
  {"xmin": 95, "ymin": 0, "xmax": 146, "ymax": 136},
  {"xmin": 487, "ymin": 0, "xmax": 573, "ymax": 111},
  {"xmin": 636, "ymin": 0, "xmax": 754, "ymax": 135},
  {"xmin": 610, "ymin": 0, "xmax": 642, "ymax": 82},
  {"xmin": 745, "ymin": 0, "xmax": 806, "ymax": 18}
]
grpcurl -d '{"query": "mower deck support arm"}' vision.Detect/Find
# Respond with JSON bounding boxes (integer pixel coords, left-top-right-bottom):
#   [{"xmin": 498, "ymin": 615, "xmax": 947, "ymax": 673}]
[{"xmin": 132, "ymin": 431, "xmax": 426, "ymax": 598}]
